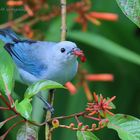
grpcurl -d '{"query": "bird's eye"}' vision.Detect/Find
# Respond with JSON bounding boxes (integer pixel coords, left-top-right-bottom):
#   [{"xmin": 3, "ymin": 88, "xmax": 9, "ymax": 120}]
[{"xmin": 60, "ymin": 48, "xmax": 66, "ymax": 53}]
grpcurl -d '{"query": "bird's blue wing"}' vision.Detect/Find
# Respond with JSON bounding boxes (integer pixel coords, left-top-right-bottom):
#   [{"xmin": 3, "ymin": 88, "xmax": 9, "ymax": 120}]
[
  {"xmin": 0, "ymin": 28, "xmax": 21, "ymax": 43},
  {"xmin": 4, "ymin": 41, "xmax": 56, "ymax": 77}
]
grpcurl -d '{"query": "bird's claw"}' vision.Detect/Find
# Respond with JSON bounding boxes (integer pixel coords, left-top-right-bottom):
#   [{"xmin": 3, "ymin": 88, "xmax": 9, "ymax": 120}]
[
  {"xmin": 37, "ymin": 94, "xmax": 54, "ymax": 116},
  {"xmin": 43, "ymin": 105, "xmax": 54, "ymax": 115}
]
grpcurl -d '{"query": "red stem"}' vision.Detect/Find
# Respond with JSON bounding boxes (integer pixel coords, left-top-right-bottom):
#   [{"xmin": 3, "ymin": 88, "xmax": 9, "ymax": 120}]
[
  {"xmin": 75, "ymin": 116, "xmax": 80, "ymax": 123},
  {"xmin": 4, "ymin": 114, "xmax": 19, "ymax": 124},
  {"xmin": 7, "ymin": 94, "xmax": 14, "ymax": 107},
  {"xmin": 0, "ymin": 120, "xmax": 25, "ymax": 140},
  {"xmin": 84, "ymin": 115, "xmax": 101, "ymax": 121},
  {"xmin": 0, "ymin": 93, "xmax": 18, "ymax": 113},
  {"xmin": 0, "ymin": 94, "xmax": 11, "ymax": 108},
  {"xmin": 0, "ymin": 107, "xmax": 10, "ymax": 110}
]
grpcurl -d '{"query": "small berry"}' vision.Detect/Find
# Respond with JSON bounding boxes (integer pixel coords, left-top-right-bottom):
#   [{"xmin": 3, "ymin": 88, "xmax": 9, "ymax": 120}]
[
  {"xmin": 52, "ymin": 119, "xmax": 59, "ymax": 128},
  {"xmin": 84, "ymin": 125, "xmax": 89, "ymax": 130},
  {"xmin": 78, "ymin": 122, "xmax": 83, "ymax": 129},
  {"xmin": 69, "ymin": 123, "xmax": 75, "ymax": 128},
  {"xmin": 92, "ymin": 123, "xmax": 96, "ymax": 129}
]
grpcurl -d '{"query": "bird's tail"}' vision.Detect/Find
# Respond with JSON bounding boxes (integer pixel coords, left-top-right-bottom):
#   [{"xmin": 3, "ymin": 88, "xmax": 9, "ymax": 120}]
[{"xmin": 0, "ymin": 28, "xmax": 21, "ymax": 43}]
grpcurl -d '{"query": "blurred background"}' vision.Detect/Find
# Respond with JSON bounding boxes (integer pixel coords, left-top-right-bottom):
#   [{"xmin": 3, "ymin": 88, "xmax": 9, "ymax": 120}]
[{"xmin": 0, "ymin": 0, "xmax": 140, "ymax": 140}]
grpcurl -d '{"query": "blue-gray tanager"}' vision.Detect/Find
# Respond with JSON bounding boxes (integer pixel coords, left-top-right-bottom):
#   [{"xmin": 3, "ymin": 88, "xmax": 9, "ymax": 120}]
[
  {"xmin": 0, "ymin": 28, "xmax": 86, "ymax": 113},
  {"xmin": 0, "ymin": 28, "xmax": 86, "ymax": 84}
]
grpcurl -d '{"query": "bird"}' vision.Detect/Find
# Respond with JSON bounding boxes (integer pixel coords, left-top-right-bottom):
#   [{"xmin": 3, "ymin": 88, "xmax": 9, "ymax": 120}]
[{"xmin": 0, "ymin": 28, "xmax": 86, "ymax": 113}]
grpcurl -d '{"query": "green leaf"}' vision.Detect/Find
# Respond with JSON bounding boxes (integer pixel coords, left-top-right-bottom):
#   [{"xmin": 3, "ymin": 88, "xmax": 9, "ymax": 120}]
[
  {"xmin": 0, "ymin": 41, "xmax": 15, "ymax": 94},
  {"xmin": 16, "ymin": 123, "xmax": 38, "ymax": 140},
  {"xmin": 108, "ymin": 114, "xmax": 140, "ymax": 140},
  {"xmin": 116, "ymin": 0, "xmax": 140, "ymax": 27},
  {"xmin": 68, "ymin": 31, "xmax": 140, "ymax": 65},
  {"xmin": 15, "ymin": 98, "xmax": 32, "ymax": 120},
  {"xmin": 24, "ymin": 80, "xmax": 65, "ymax": 99},
  {"xmin": 77, "ymin": 131, "xmax": 100, "ymax": 140}
]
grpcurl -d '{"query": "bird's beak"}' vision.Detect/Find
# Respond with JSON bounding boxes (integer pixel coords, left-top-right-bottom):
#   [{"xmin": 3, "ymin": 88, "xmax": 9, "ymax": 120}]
[
  {"xmin": 73, "ymin": 48, "xmax": 84, "ymax": 56},
  {"xmin": 72, "ymin": 48, "xmax": 86, "ymax": 62}
]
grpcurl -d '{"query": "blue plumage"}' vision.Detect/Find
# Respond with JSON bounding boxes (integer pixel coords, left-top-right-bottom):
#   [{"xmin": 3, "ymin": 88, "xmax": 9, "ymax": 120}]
[
  {"xmin": 0, "ymin": 28, "xmax": 21, "ymax": 43},
  {"xmin": 0, "ymin": 28, "xmax": 79, "ymax": 85}
]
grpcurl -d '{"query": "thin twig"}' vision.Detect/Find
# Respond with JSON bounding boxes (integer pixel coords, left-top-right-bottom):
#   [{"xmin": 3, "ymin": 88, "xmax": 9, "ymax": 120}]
[
  {"xmin": 43, "ymin": 111, "xmax": 86, "ymax": 125},
  {"xmin": 0, "ymin": 1, "xmax": 87, "ymax": 30},
  {"xmin": 0, "ymin": 107, "xmax": 10, "ymax": 110},
  {"xmin": 50, "ymin": 111, "xmax": 86, "ymax": 122},
  {"xmin": 3, "ymin": 114, "xmax": 19, "ymax": 123},
  {"xmin": 0, "ymin": 93, "xmax": 18, "ymax": 113},
  {"xmin": 27, "ymin": 111, "xmax": 86, "ymax": 127},
  {"xmin": 0, "ymin": 120, "xmax": 25, "ymax": 140},
  {"xmin": 61, "ymin": 0, "xmax": 67, "ymax": 41},
  {"xmin": 0, "ymin": 14, "xmax": 29, "ymax": 28},
  {"xmin": 0, "ymin": 93, "xmax": 11, "ymax": 108},
  {"xmin": 75, "ymin": 116, "xmax": 80, "ymax": 123},
  {"xmin": 84, "ymin": 114, "xmax": 101, "ymax": 121}
]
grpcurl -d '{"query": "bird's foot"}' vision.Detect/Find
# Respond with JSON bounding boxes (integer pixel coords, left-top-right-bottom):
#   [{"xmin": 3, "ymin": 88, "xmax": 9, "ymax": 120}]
[
  {"xmin": 36, "ymin": 94, "xmax": 54, "ymax": 115},
  {"xmin": 43, "ymin": 103, "xmax": 54, "ymax": 115}
]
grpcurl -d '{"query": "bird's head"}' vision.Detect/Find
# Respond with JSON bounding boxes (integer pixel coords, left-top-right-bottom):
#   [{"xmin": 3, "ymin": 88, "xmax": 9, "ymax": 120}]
[{"xmin": 51, "ymin": 41, "xmax": 86, "ymax": 63}]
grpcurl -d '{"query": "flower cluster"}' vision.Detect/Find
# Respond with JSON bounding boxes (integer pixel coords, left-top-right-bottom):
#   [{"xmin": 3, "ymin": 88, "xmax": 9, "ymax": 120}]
[
  {"xmin": 50, "ymin": 92, "xmax": 116, "ymax": 132},
  {"xmin": 75, "ymin": 9, "xmax": 118, "ymax": 31},
  {"xmin": 7, "ymin": 0, "xmax": 47, "ymax": 16},
  {"xmin": 86, "ymin": 92, "xmax": 116, "ymax": 118},
  {"xmin": 0, "ymin": 87, "xmax": 116, "ymax": 138},
  {"xmin": 0, "ymin": 0, "xmax": 118, "ymax": 39}
]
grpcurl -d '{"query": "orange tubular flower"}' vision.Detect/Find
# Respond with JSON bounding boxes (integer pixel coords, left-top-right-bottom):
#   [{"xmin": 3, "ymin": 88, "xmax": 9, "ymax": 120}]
[
  {"xmin": 85, "ymin": 14, "xmax": 101, "ymax": 26},
  {"xmin": 24, "ymin": 5, "xmax": 34, "ymax": 16},
  {"xmin": 65, "ymin": 82, "xmax": 77, "ymax": 95},
  {"xmin": 78, "ymin": 70, "xmax": 114, "ymax": 100},
  {"xmin": 85, "ymin": 74, "xmax": 114, "ymax": 81},
  {"xmin": 7, "ymin": 1, "xmax": 23, "ymax": 6},
  {"xmin": 88, "ymin": 12, "xmax": 118, "ymax": 21},
  {"xmin": 75, "ymin": 16, "xmax": 88, "ymax": 31},
  {"xmin": 22, "ymin": 25, "xmax": 34, "ymax": 39},
  {"xmin": 75, "ymin": 9, "xmax": 118, "ymax": 31},
  {"xmin": 66, "ymin": 69, "xmax": 114, "ymax": 99}
]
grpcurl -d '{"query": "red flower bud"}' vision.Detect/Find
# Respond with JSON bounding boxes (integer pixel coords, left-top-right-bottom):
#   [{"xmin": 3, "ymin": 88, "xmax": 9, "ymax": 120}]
[
  {"xmin": 78, "ymin": 122, "xmax": 83, "ymax": 129},
  {"xmin": 69, "ymin": 123, "xmax": 75, "ymax": 128},
  {"xmin": 52, "ymin": 119, "xmax": 59, "ymax": 128},
  {"xmin": 84, "ymin": 125, "xmax": 89, "ymax": 130}
]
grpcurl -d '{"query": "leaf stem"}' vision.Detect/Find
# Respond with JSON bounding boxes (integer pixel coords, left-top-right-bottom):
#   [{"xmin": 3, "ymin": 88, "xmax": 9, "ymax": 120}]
[
  {"xmin": 0, "ymin": 107, "xmax": 10, "ymax": 110},
  {"xmin": 0, "ymin": 93, "xmax": 17, "ymax": 113},
  {"xmin": 4, "ymin": 114, "xmax": 19, "ymax": 123},
  {"xmin": 84, "ymin": 115, "xmax": 101, "ymax": 121},
  {"xmin": 0, "ymin": 120, "xmax": 25, "ymax": 140},
  {"xmin": 0, "ymin": 93, "xmax": 11, "ymax": 108}
]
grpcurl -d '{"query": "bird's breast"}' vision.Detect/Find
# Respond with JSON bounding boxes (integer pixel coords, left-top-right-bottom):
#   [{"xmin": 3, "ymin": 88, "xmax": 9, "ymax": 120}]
[{"xmin": 44, "ymin": 61, "xmax": 78, "ymax": 84}]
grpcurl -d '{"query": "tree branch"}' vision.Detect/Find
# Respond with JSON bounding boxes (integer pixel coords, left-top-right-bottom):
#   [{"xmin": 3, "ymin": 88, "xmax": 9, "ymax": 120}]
[{"xmin": 61, "ymin": 0, "xmax": 67, "ymax": 41}]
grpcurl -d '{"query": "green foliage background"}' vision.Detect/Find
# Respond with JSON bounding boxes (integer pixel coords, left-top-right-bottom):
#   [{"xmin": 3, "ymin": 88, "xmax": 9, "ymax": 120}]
[{"xmin": 0, "ymin": 0, "xmax": 140, "ymax": 140}]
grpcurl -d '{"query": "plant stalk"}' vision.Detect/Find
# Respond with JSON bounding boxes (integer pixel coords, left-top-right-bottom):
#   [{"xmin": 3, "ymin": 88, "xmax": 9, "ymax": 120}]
[{"xmin": 45, "ymin": 0, "xmax": 67, "ymax": 139}]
